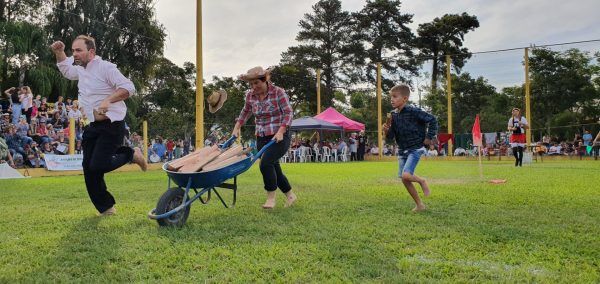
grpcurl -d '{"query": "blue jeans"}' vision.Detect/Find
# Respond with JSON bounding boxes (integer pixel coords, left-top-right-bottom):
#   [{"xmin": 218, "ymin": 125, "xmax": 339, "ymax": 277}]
[
  {"xmin": 11, "ymin": 103, "xmax": 22, "ymax": 124},
  {"xmin": 398, "ymin": 147, "xmax": 426, "ymax": 176}
]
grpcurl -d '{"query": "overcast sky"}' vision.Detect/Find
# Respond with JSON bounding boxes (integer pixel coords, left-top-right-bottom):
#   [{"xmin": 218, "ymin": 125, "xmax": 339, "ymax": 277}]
[{"xmin": 155, "ymin": 0, "xmax": 600, "ymax": 89}]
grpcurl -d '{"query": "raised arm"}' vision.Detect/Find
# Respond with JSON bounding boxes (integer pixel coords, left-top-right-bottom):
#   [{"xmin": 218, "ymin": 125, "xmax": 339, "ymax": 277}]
[{"xmin": 50, "ymin": 41, "xmax": 79, "ymax": 80}]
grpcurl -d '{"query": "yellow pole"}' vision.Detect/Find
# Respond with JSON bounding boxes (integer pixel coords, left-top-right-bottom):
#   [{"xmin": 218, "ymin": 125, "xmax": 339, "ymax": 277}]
[
  {"xmin": 377, "ymin": 62, "xmax": 383, "ymax": 159},
  {"xmin": 446, "ymin": 55, "xmax": 453, "ymax": 157},
  {"xmin": 143, "ymin": 121, "xmax": 148, "ymax": 162},
  {"xmin": 524, "ymin": 48, "xmax": 532, "ymax": 150},
  {"xmin": 316, "ymin": 68, "xmax": 321, "ymax": 114},
  {"xmin": 195, "ymin": 0, "xmax": 204, "ymax": 149},
  {"xmin": 68, "ymin": 118, "xmax": 75, "ymax": 154}
]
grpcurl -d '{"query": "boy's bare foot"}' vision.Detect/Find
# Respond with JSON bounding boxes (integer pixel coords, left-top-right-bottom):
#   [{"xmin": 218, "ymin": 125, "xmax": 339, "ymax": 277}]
[
  {"xmin": 132, "ymin": 147, "xmax": 147, "ymax": 171},
  {"xmin": 284, "ymin": 192, "xmax": 297, "ymax": 208},
  {"xmin": 419, "ymin": 179, "xmax": 431, "ymax": 197},
  {"xmin": 412, "ymin": 204, "xmax": 427, "ymax": 213}
]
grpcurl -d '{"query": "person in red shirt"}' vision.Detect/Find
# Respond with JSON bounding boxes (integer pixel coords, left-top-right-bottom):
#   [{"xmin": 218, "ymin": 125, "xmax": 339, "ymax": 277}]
[{"xmin": 166, "ymin": 139, "xmax": 175, "ymax": 161}]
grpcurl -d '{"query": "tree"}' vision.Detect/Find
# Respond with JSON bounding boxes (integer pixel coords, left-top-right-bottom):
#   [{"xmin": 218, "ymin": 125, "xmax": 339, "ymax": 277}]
[
  {"xmin": 529, "ymin": 48, "xmax": 600, "ymax": 134},
  {"xmin": 138, "ymin": 58, "xmax": 195, "ymax": 139},
  {"xmin": 281, "ymin": 0, "xmax": 363, "ymax": 109},
  {"xmin": 415, "ymin": 13, "xmax": 479, "ymax": 91},
  {"xmin": 46, "ymin": 0, "xmax": 166, "ymax": 94},
  {"xmin": 354, "ymin": 0, "xmax": 417, "ymax": 89},
  {"xmin": 270, "ymin": 64, "xmax": 317, "ymax": 116}
]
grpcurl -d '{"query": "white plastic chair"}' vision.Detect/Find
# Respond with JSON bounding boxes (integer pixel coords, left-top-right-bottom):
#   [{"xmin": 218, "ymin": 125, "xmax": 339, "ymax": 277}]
[
  {"xmin": 322, "ymin": 146, "xmax": 332, "ymax": 162},
  {"xmin": 313, "ymin": 147, "xmax": 321, "ymax": 162},
  {"xmin": 299, "ymin": 146, "xmax": 313, "ymax": 163},
  {"xmin": 281, "ymin": 151, "xmax": 289, "ymax": 163},
  {"xmin": 340, "ymin": 146, "xmax": 349, "ymax": 162}
]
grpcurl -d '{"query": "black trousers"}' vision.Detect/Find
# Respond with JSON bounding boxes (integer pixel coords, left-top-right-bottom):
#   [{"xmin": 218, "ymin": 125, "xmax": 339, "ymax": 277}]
[
  {"xmin": 82, "ymin": 120, "xmax": 133, "ymax": 213},
  {"xmin": 23, "ymin": 108, "xmax": 32, "ymax": 124},
  {"xmin": 257, "ymin": 131, "xmax": 292, "ymax": 193},
  {"xmin": 512, "ymin": 146, "xmax": 524, "ymax": 166},
  {"xmin": 357, "ymin": 147, "xmax": 365, "ymax": 161}
]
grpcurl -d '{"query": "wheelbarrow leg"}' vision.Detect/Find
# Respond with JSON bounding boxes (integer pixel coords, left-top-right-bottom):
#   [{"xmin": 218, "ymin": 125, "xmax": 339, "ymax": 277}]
[{"xmin": 213, "ymin": 176, "xmax": 237, "ymax": 208}]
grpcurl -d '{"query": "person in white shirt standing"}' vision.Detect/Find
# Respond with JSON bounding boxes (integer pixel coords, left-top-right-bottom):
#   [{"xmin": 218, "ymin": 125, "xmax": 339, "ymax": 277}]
[
  {"xmin": 20, "ymin": 86, "xmax": 34, "ymax": 123},
  {"xmin": 508, "ymin": 108, "xmax": 529, "ymax": 167},
  {"xmin": 50, "ymin": 35, "xmax": 147, "ymax": 216}
]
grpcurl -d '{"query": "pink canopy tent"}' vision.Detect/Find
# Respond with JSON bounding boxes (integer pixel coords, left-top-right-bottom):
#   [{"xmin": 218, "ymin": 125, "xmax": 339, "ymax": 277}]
[{"xmin": 314, "ymin": 107, "xmax": 365, "ymax": 131}]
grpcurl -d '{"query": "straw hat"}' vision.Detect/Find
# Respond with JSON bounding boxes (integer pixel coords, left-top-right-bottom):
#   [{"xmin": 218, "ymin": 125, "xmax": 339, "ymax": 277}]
[
  {"xmin": 238, "ymin": 66, "xmax": 271, "ymax": 81},
  {"xmin": 207, "ymin": 90, "xmax": 227, "ymax": 113}
]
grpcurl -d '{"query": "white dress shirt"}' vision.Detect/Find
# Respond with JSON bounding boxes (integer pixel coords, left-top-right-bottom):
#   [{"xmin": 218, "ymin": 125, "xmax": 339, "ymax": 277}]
[{"xmin": 57, "ymin": 56, "xmax": 135, "ymax": 122}]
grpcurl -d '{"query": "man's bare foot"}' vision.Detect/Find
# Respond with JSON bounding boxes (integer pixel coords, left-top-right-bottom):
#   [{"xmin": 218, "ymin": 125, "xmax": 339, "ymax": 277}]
[
  {"xmin": 284, "ymin": 192, "xmax": 297, "ymax": 208},
  {"xmin": 98, "ymin": 206, "xmax": 116, "ymax": 216},
  {"xmin": 132, "ymin": 147, "xmax": 147, "ymax": 171},
  {"xmin": 412, "ymin": 204, "xmax": 427, "ymax": 213},
  {"xmin": 419, "ymin": 179, "xmax": 431, "ymax": 197},
  {"xmin": 262, "ymin": 198, "xmax": 276, "ymax": 209}
]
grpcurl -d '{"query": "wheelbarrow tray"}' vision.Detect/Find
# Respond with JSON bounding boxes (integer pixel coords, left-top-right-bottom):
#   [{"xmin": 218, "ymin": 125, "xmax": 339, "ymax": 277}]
[{"xmin": 163, "ymin": 153, "xmax": 252, "ymax": 189}]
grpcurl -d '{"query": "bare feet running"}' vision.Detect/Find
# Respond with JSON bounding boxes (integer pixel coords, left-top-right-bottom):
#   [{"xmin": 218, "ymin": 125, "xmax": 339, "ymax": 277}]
[
  {"xmin": 262, "ymin": 198, "xmax": 276, "ymax": 209},
  {"xmin": 419, "ymin": 179, "xmax": 431, "ymax": 197},
  {"xmin": 132, "ymin": 147, "xmax": 148, "ymax": 171},
  {"xmin": 284, "ymin": 192, "xmax": 297, "ymax": 208},
  {"xmin": 412, "ymin": 204, "xmax": 427, "ymax": 213}
]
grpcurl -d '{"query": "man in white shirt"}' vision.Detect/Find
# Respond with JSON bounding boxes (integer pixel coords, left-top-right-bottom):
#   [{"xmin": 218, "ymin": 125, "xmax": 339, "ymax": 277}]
[{"xmin": 51, "ymin": 35, "xmax": 147, "ymax": 216}]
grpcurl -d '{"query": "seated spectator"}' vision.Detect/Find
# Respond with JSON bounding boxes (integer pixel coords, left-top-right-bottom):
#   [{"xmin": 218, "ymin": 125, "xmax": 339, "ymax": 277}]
[
  {"xmin": 51, "ymin": 132, "xmax": 69, "ymax": 154},
  {"xmin": 548, "ymin": 143, "xmax": 561, "ymax": 155},
  {"xmin": 41, "ymin": 141, "xmax": 57, "ymax": 155},
  {"xmin": 5, "ymin": 125, "xmax": 27, "ymax": 157},
  {"xmin": 0, "ymin": 135, "xmax": 16, "ymax": 168},
  {"xmin": 427, "ymin": 145, "xmax": 438, "ymax": 157},
  {"xmin": 75, "ymin": 139, "xmax": 82, "ymax": 154},
  {"xmin": 454, "ymin": 147, "xmax": 466, "ymax": 156},
  {"xmin": 24, "ymin": 142, "xmax": 44, "ymax": 168},
  {"xmin": 369, "ymin": 144, "xmax": 379, "ymax": 155},
  {"xmin": 16, "ymin": 116, "xmax": 33, "ymax": 145},
  {"xmin": 0, "ymin": 113, "xmax": 10, "ymax": 133}
]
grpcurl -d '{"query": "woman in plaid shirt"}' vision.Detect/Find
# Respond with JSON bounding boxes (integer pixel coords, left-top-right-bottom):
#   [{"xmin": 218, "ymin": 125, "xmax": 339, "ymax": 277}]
[{"xmin": 232, "ymin": 67, "xmax": 297, "ymax": 209}]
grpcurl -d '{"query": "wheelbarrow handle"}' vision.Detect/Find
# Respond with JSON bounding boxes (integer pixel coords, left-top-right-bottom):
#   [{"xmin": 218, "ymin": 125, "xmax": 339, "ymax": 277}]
[
  {"xmin": 219, "ymin": 135, "xmax": 237, "ymax": 150},
  {"xmin": 251, "ymin": 140, "xmax": 276, "ymax": 163}
]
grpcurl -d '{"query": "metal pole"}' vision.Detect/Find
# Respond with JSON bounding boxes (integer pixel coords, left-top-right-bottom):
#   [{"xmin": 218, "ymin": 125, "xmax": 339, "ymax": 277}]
[
  {"xmin": 195, "ymin": 0, "xmax": 204, "ymax": 149},
  {"xmin": 316, "ymin": 69, "xmax": 321, "ymax": 114},
  {"xmin": 446, "ymin": 55, "xmax": 453, "ymax": 157},
  {"xmin": 143, "ymin": 121, "xmax": 148, "ymax": 162},
  {"xmin": 68, "ymin": 118, "xmax": 75, "ymax": 154},
  {"xmin": 377, "ymin": 62, "xmax": 383, "ymax": 159},
  {"xmin": 525, "ymin": 48, "xmax": 532, "ymax": 150}
]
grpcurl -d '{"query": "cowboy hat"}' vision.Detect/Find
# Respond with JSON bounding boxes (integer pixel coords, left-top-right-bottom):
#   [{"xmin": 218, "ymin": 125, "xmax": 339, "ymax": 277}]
[
  {"xmin": 238, "ymin": 66, "xmax": 271, "ymax": 81},
  {"xmin": 207, "ymin": 90, "xmax": 227, "ymax": 113}
]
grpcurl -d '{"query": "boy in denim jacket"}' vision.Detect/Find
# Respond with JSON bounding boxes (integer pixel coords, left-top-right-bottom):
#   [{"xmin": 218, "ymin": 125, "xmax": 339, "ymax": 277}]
[{"xmin": 383, "ymin": 84, "xmax": 438, "ymax": 212}]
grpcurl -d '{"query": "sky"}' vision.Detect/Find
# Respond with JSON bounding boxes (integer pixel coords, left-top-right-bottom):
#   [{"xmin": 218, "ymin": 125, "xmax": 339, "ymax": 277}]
[{"xmin": 154, "ymin": 0, "xmax": 600, "ymax": 89}]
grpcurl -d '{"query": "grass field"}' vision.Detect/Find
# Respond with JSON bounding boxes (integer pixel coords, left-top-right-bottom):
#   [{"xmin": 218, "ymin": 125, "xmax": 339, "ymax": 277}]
[{"xmin": 1, "ymin": 160, "xmax": 599, "ymax": 282}]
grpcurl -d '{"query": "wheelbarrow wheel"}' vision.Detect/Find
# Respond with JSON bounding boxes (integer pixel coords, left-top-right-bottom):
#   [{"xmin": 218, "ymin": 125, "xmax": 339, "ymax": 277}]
[{"xmin": 155, "ymin": 187, "xmax": 191, "ymax": 227}]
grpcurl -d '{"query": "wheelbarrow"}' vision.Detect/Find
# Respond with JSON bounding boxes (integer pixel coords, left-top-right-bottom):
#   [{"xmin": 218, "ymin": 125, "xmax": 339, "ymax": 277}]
[{"xmin": 148, "ymin": 136, "xmax": 275, "ymax": 227}]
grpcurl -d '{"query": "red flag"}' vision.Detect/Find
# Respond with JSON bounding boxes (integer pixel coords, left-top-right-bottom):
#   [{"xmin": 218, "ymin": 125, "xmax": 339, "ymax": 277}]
[{"xmin": 472, "ymin": 114, "xmax": 482, "ymax": 147}]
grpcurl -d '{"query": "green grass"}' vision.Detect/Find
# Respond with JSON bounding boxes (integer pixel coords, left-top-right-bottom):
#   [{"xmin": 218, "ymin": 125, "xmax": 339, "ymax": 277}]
[{"xmin": 1, "ymin": 160, "xmax": 599, "ymax": 282}]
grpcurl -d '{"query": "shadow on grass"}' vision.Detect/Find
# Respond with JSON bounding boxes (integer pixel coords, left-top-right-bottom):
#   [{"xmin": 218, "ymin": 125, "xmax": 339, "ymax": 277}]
[{"xmin": 20, "ymin": 216, "xmax": 122, "ymax": 282}]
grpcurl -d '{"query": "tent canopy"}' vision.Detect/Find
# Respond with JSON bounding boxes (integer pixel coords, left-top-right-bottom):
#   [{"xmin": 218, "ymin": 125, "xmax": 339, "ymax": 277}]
[
  {"xmin": 290, "ymin": 116, "xmax": 343, "ymax": 131},
  {"xmin": 314, "ymin": 107, "xmax": 365, "ymax": 131}
]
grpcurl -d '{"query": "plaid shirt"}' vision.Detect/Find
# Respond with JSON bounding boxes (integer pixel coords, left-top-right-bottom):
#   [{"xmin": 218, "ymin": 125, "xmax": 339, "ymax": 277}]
[
  {"xmin": 386, "ymin": 105, "xmax": 438, "ymax": 153},
  {"xmin": 237, "ymin": 84, "xmax": 293, "ymax": 137}
]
